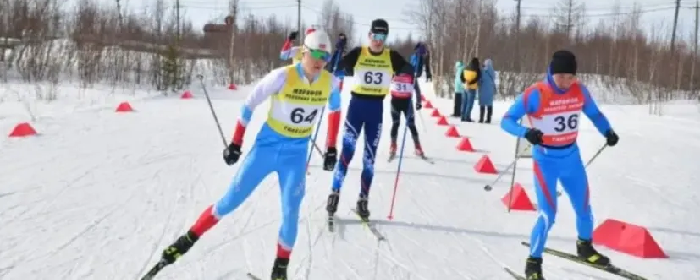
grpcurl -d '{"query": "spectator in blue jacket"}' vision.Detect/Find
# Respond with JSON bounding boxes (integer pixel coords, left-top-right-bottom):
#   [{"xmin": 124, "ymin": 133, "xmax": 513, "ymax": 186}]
[
  {"xmin": 478, "ymin": 59, "xmax": 496, "ymax": 123},
  {"xmin": 453, "ymin": 61, "xmax": 465, "ymax": 117}
]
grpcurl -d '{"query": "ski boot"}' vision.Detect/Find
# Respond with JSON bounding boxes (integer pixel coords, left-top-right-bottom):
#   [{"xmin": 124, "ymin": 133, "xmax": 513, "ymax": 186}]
[
  {"xmin": 415, "ymin": 143, "xmax": 424, "ymax": 157},
  {"xmin": 524, "ymin": 257, "xmax": 544, "ymax": 280},
  {"xmin": 270, "ymin": 257, "xmax": 289, "ymax": 280},
  {"xmin": 326, "ymin": 189, "xmax": 340, "ymax": 215},
  {"xmin": 161, "ymin": 230, "xmax": 199, "ymax": 264},
  {"xmin": 576, "ymin": 238, "xmax": 610, "ymax": 266},
  {"xmin": 389, "ymin": 140, "xmax": 397, "ymax": 159},
  {"xmin": 355, "ymin": 196, "xmax": 370, "ymax": 221}
]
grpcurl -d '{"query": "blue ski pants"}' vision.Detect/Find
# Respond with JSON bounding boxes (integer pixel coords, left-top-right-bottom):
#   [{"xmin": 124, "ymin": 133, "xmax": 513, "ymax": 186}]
[
  {"xmin": 214, "ymin": 141, "xmax": 307, "ymax": 250},
  {"xmin": 332, "ymin": 96, "xmax": 384, "ymax": 198},
  {"xmin": 529, "ymin": 144, "xmax": 594, "ymax": 258}
]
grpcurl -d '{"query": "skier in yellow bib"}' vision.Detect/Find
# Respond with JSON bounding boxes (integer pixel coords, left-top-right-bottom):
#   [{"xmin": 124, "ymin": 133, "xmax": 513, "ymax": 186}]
[
  {"xmin": 323, "ymin": 18, "xmax": 414, "ymax": 221},
  {"xmin": 145, "ymin": 30, "xmax": 342, "ymax": 280}
]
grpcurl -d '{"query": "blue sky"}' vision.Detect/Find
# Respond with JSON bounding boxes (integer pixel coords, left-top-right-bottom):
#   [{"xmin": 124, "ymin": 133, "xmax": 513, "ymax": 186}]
[{"xmin": 103, "ymin": 0, "xmax": 698, "ymax": 43}]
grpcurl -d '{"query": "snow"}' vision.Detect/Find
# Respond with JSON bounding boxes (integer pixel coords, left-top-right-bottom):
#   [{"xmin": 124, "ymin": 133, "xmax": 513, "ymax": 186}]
[{"xmin": 0, "ymin": 78, "xmax": 699, "ymax": 280}]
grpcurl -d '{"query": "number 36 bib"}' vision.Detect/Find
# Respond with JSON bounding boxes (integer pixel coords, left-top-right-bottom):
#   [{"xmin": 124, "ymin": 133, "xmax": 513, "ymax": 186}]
[
  {"xmin": 267, "ymin": 66, "xmax": 332, "ymax": 138},
  {"xmin": 525, "ymin": 82, "xmax": 585, "ymax": 146}
]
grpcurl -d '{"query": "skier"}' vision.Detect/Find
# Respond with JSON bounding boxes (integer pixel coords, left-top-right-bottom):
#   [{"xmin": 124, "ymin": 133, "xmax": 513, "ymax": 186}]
[
  {"xmin": 323, "ymin": 18, "xmax": 414, "ymax": 221},
  {"xmin": 150, "ymin": 30, "xmax": 342, "ymax": 280},
  {"xmin": 500, "ymin": 50, "xmax": 620, "ymax": 280},
  {"xmin": 388, "ymin": 70, "xmax": 423, "ymax": 159}
]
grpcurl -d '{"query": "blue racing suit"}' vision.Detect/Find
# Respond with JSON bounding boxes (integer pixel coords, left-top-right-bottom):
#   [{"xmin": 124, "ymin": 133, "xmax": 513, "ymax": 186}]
[{"xmin": 500, "ymin": 69, "xmax": 613, "ymax": 258}]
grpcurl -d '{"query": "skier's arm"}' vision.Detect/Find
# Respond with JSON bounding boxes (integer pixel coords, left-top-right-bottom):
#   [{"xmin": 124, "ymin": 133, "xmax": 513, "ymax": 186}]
[
  {"xmin": 334, "ymin": 46, "xmax": 362, "ymax": 77},
  {"xmin": 580, "ymin": 85, "xmax": 613, "ymax": 136},
  {"xmin": 389, "ymin": 50, "xmax": 414, "ymax": 77},
  {"xmin": 326, "ymin": 77, "xmax": 343, "ymax": 148},
  {"xmin": 500, "ymin": 89, "xmax": 539, "ymax": 138},
  {"xmin": 231, "ymin": 67, "xmax": 287, "ymax": 145},
  {"xmin": 280, "ymin": 42, "xmax": 300, "ymax": 61}
]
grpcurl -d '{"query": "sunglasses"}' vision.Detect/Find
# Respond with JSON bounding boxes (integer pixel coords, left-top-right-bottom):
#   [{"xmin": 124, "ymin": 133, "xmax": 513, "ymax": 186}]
[
  {"xmin": 305, "ymin": 46, "xmax": 331, "ymax": 62},
  {"xmin": 370, "ymin": 33, "xmax": 387, "ymax": 41}
]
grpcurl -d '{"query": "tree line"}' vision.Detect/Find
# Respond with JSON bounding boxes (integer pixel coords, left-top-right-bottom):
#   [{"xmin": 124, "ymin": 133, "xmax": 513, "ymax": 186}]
[{"xmin": 1, "ymin": 0, "xmax": 697, "ymax": 107}]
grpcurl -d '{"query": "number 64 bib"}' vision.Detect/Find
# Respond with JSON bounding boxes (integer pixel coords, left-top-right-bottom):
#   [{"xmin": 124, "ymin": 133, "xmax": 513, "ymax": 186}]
[{"xmin": 266, "ymin": 66, "xmax": 332, "ymax": 138}]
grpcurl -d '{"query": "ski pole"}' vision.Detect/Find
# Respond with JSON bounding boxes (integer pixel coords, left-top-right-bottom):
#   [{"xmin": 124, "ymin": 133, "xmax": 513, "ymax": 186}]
[
  {"xmin": 197, "ymin": 74, "xmax": 227, "ymax": 148},
  {"xmin": 306, "ymin": 106, "xmax": 326, "ymax": 173},
  {"xmin": 553, "ymin": 143, "xmax": 608, "ymax": 196},
  {"xmin": 483, "ymin": 143, "xmax": 532, "ymax": 192},
  {"xmin": 387, "ymin": 97, "xmax": 414, "ymax": 220}
]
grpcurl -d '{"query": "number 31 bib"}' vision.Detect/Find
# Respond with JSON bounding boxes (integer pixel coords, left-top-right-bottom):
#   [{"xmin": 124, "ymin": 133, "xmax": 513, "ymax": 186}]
[
  {"xmin": 525, "ymin": 82, "xmax": 585, "ymax": 146},
  {"xmin": 267, "ymin": 66, "xmax": 332, "ymax": 138},
  {"xmin": 352, "ymin": 47, "xmax": 394, "ymax": 96}
]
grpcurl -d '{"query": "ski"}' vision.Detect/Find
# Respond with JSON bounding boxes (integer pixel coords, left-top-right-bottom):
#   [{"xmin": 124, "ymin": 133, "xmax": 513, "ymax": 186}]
[
  {"xmin": 388, "ymin": 153, "xmax": 396, "ymax": 162},
  {"xmin": 503, "ymin": 267, "xmax": 526, "ymax": 280},
  {"xmin": 141, "ymin": 259, "xmax": 169, "ymax": 280},
  {"xmin": 246, "ymin": 273, "xmax": 262, "ymax": 280},
  {"xmin": 350, "ymin": 209, "xmax": 386, "ymax": 241},
  {"xmin": 520, "ymin": 241, "xmax": 648, "ymax": 280},
  {"xmin": 416, "ymin": 154, "xmax": 435, "ymax": 164}
]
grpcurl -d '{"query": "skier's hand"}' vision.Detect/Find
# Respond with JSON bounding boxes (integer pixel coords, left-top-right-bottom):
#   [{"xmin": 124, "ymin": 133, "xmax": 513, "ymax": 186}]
[
  {"xmin": 524, "ymin": 128, "xmax": 544, "ymax": 145},
  {"xmin": 604, "ymin": 129, "xmax": 619, "ymax": 147},
  {"xmin": 288, "ymin": 31, "xmax": 298, "ymax": 41},
  {"xmin": 426, "ymin": 75, "xmax": 432, "ymax": 82},
  {"xmin": 223, "ymin": 143, "xmax": 242, "ymax": 165},
  {"xmin": 415, "ymin": 102, "xmax": 422, "ymax": 111},
  {"xmin": 323, "ymin": 147, "xmax": 338, "ymax": 171}
]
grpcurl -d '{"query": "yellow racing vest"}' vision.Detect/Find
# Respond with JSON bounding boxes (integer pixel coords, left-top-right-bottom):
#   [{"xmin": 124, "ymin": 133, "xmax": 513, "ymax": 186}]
[
  {"xmin": 352, "ymin": 47, "xmax": 393, "ymax": 96},
  {"xmin": 266, "ymin": 65, "xmax": 333, "ymax": 138}
]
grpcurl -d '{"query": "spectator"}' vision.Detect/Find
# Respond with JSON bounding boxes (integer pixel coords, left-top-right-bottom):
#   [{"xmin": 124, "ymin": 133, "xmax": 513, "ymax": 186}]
[
  {"xmin": 453, "ymin": 61, "xmax": 465, "ymax": 117},
  {"xmin": 478, "ymin": 59, "xmax": 496, "ymax": 123},
  {"xmin": 460, "ymin": 57, "xmax": 481, "ymax": 122}
]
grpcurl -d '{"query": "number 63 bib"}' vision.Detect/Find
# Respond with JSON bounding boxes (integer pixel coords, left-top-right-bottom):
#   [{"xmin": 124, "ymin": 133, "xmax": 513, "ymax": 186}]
[{"xmin": 266, "ymin": 66, "xmax": 332, "ymax": 138}]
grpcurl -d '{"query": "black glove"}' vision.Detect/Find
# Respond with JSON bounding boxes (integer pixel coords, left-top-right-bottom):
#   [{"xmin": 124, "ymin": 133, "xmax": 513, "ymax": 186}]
[
  {"xmin": 288, "ymin": 31, "xmax": 298, "ymax": 41},
  {"xmin": 323, "ymin": 147, "xmax": 338, "ymax": 171},
  {"xmin": 426, "ymin": 75, "xmax": 432, "ymax": 82},
  {"xmin": 223, "ymin": 143, "xmax": 242, "ymax": 165},
  {"xmin": 605, "ymin": 129, "xmax": 619, "ymax": 147},
  {"xmin": 415, "ymin": 101, "xmax": 422, "ymax": 111},
  {"xmin": 524, "ymin": 128, "xmax": 544, "ymax": 145}
]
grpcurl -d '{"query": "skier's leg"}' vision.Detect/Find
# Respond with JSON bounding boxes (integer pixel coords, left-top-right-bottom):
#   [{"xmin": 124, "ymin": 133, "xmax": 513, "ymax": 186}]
[
  {"xmin": 358, "ymin": 100, "xmax": 383, "ymax": 199},
  {"xmin": 558, "ymin": 146, "xmax": 609, "ymax": 265},
  {"xmin": 272, "ymin": 147, "xmax": 307, "ymax": 278},
  {"xmin": 162, "ymin": 145, "xmax": 275, "ymax": 264},
  {"xmin": 404, "ymin": 102, "xmax": 422, "ymax": 153},
  {"xmin": 332, "ymin": 99, "xmax": 363, "ymax": 192},
  {"xmin": 528, "ymin": 158, "xmax": 560, "ymax": 258},
  {"xmin": 525, "ymin": 157, "xmax": 559, "ymax": 279},
  {"xmin": 389, "ymin": 99, "xmax": 401, "ymax": 146}
]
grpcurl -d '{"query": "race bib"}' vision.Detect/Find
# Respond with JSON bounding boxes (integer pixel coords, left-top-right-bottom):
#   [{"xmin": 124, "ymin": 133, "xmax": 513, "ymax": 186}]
[
  {"xmin": 390, "ymin": 75, "xmax": 414, "ymax": 97},
  {"xmin": 354, "ymin": 69, "xmax": 392, "ymax": 87},
  {"xmin": 534, "ymin": 112, "xmax": 581, "ymax": 135},
  {"xmin": 269, "ymin": 101, "xmax": 322, "ymax": 127}
]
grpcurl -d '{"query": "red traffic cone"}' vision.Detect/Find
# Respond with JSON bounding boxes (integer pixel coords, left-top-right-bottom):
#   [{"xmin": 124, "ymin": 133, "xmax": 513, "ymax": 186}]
[
  {"xmin": 181, "ymin": 90, "xmax": 193, "ymax": 99},
  {"xmin": 437, "ymin": 116, "xmax": 449, "ymax": 126},
  {"xmin": 8, "ymin": 122, "xmax": 37, "ymax": 137},
  {"xmin": 474, "ymin": 155, "xmax": 498, "ymax": 174},
  {"xmin": 445, "ymin": 126, "xmax": 460, "ymax": 138},
  {"xmin": 424, "ymin": 100, "xmax": 434, "ymax": 109},
  {"xmin": 593, "ymin": 219, "xmax": 668, "ymax": 258},
  {"xmin": 116, "ymin": 102, "xmax": 133, "ymax": 112},
  {"xmin": 456, "ymin": 137, "xmax": 475, "ymax": 152},
  {"xmin": 228, "ymin": 83, "xmax": 237, "ymax": 90},
  {"xmin": 501, "ymin": 183, "xmax": 536, "ymax": 211},
  {"xmin": 431, "ymin": 108, "xmax": 441, "ymax": 117}
]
